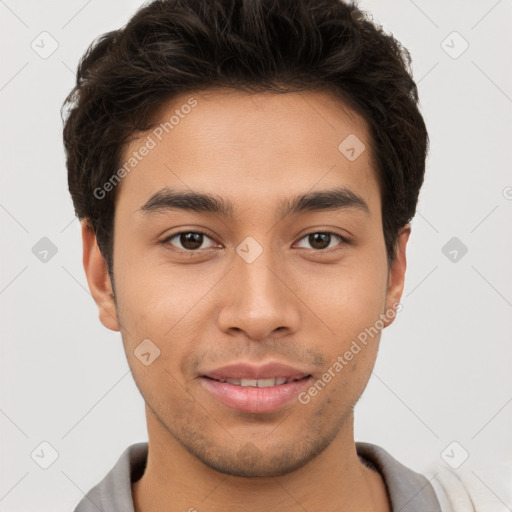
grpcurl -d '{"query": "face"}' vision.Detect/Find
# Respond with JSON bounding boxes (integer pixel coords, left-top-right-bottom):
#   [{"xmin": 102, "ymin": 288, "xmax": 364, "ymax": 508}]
[{"xmin": 83, "ymin": 88, "xmax": 408, "ymax": 477}]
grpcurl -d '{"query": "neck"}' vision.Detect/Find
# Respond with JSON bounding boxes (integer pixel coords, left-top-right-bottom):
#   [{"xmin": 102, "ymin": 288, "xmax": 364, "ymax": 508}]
[{"xmin": 132, "ymin": 406, "xmax": 390, "ymax": 512}]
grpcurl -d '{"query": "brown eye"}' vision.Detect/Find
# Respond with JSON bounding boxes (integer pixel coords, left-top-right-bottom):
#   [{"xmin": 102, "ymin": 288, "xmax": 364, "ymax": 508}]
[
  {"xmin": 164, "ymin": 231, "xmax": 216, "ymax": 251},
  {"xmin": 296, "ymin": 231, "xmax": 347, "ymax": 251},
  {"xmin": 308, "ymin": 233, "xmax": 330, "ymax": 250}
]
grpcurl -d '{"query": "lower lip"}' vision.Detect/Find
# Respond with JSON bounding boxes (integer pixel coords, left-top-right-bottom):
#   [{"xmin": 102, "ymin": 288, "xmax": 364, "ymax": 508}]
[{"xmin": 200, "ymin": 376, "xmax": 312, "ymax": 413}]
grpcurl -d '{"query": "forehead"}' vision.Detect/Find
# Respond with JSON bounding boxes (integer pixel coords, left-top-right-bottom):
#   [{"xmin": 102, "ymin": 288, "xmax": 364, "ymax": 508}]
[{"xmin": 115, "ymin": 88, "xmax": 379, "ymax": 217}]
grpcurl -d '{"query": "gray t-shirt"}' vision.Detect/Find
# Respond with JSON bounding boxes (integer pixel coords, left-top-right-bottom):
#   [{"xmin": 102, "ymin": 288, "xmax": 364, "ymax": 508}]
[{"xmin": 73, "ymin": 441, "xmax": 442, "ymax": 512}]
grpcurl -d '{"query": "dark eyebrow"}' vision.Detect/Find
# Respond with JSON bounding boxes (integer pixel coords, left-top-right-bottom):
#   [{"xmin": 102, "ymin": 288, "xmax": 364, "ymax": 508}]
[
  {"xmin": 138, "ymin": 189, "xmax": 234, "ymax": 217},
  {"xmin": 138, "ymin": 186, "xmax": 369, "ymax": 218},
  {"xmin": 276, "ymin": 186, "xmax": 369, "ymax": 218}
]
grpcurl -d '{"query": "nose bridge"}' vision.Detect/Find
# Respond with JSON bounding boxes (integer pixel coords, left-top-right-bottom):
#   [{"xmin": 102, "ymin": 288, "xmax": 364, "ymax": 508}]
[
  {"xmin": 217, "ymin": 235, "xmax": 300, "ymax": 339},
  {"xmin": 235, "ymin": 236, "xmax": 285, "ymax": 310},
  {"xmin": 238, "ymin": 245, "xmax": 280, "ymax": 302}
]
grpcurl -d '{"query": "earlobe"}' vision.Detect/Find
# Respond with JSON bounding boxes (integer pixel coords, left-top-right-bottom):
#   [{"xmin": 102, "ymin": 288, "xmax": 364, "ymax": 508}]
[
  {"xmin": 383, "ymin": 225, "xmax": 410, "ymax": 328},
  {"xmin": 81, "ymin": 220, "xmax": 120, "ymax": 332}
]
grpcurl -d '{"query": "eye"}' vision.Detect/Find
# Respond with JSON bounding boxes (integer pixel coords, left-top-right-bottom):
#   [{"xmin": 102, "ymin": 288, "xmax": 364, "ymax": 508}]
[
  {"xmin": 162, "ymin": 229, "xmax": 349, "ymax": 253},
  {"xmin": 295, "ymin": 231, "xmax": 349, "ymax": 251},
  {"xmin": 163, "ymin": 231, "xmax": 218, "ymax": 252}
]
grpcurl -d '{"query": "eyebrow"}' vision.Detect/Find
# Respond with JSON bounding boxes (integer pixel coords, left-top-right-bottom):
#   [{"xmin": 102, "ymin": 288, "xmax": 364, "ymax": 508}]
[{"xmin": 138, "ymin": 186, "xmax": 369, "ymax": 219}]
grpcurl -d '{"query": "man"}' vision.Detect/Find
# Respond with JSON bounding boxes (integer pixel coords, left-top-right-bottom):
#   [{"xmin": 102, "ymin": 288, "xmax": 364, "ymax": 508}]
[{"xmin": 62, "ymin": 0, "xmax": 496, "ymax": 510}]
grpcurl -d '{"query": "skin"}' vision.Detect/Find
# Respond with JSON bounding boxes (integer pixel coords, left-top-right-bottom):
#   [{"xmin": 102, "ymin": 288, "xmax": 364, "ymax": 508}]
[{"xmin": 82, "ymin": 88, "xmax": 410, "ymax": 512}]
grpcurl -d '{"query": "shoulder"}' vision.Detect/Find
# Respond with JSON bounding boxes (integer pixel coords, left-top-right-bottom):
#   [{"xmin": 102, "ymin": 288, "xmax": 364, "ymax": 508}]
[
  {"xmin": 73, "ymin": 442, "xmax": 148, "ymax": 512},
  {"xmin": 357, "ymin": 442, "xmax": 512, "ymax": 512},
  {"xmin": 423, "ymin": 460, "xmax": 512, "ymax": 512},
  {"xmin": 356, "ymin": 442, "xmax": 442, "ymax": 511}
]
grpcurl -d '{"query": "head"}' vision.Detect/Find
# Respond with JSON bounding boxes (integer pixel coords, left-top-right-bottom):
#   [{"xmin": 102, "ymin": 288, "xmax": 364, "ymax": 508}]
[{"xmin": 63, "ymin": 0, "xmax": 427, "ymax": 477}]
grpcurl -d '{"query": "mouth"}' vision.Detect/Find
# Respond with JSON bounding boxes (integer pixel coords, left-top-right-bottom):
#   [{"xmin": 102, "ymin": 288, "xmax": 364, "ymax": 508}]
[
  {"xmin": 202, "ymin": 375, "xmax": 310, "ymax": 387},
  {"xmin": 199, "ymin": 373, "xmax": 313, "ymax": 413}
]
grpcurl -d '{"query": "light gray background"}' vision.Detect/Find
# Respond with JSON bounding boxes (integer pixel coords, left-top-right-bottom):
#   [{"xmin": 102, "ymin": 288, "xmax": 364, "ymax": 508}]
[{"xmin": 1, "ymin": 1, "xmax": 511, "ymax": 511}]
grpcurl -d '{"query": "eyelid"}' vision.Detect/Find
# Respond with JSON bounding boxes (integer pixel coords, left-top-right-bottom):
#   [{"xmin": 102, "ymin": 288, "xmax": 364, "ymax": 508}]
[
  {"xmin": 294, "ymin": 230, "xmax": 350, "ymax": 251},
  {"xmin": 162, "ymin": 229, "xmax": 218, "ymax": 251}
]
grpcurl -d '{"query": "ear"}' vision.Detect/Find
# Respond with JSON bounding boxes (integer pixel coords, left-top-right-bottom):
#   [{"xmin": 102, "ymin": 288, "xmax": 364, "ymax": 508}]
[
  {"xmin": 383, "ymin": 224, "xmax": 410, "ymax": 328},
  {"xmin": 81, "ymin": 220, "xmax": 120, "ymax": 331}
]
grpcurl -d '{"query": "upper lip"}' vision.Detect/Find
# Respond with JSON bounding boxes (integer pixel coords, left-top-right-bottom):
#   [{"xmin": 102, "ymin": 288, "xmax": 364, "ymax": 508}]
[{"xmin": 201, "ymin": 362, "xmax": 311, "ymax": 381}]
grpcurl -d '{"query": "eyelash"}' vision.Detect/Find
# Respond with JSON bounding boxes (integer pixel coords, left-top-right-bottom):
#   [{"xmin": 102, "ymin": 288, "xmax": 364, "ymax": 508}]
[{"xmin": 161, "ymin": 230, "xmax": 350, "ymax": 254}]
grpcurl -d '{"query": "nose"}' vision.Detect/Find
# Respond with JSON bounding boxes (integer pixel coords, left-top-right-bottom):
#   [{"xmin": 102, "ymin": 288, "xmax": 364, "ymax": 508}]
[{"xmin": 217, "ymin": 244, "xmax": 301, "ymax": 341}]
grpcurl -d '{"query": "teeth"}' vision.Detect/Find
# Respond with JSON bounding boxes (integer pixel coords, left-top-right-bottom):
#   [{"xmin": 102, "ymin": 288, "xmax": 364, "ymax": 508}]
[
  {"xmin": 217, "ymin": 377, "xmax": 302, "ymax": 387},
  {"xmin": 240, "ymin": 378, "xmax": 258, "ymax": 387},
  {"xmin": 253, "ymin": 378, "xmax": 275, "ymax": 387}
]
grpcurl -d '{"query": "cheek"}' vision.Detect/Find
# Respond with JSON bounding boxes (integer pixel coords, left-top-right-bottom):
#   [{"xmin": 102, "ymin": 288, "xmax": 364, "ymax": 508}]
[
  {"xmin": 296, "ymin": 259, "xmax": 388, "ymax": 338},
  {"xmin": 295, "ymin": 254, "xmax": 388, "ymax": 400},
  {"xmin": 113, "ymin": 264, "xmax": 212, "ymax": 378},
  {"xmin": 115, "ymin": 254, "xmax": 211, "ymax": 330},
  {"xmin": 115, "ymin": 280, "xmax": 196, "ymax": 410}
]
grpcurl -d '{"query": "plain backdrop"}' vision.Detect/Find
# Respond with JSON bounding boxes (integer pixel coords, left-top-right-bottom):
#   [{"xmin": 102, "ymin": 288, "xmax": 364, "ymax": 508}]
[{"xmin": 1, "ymin": 0, "xmax": 511, "ymax": 511}]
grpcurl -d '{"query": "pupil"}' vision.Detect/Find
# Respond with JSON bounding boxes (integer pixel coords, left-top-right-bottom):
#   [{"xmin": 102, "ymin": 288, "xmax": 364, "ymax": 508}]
[
  {"xmin": 181, "ymin": 232, "xmax": 203, "ymax": 250},
  {"xmin": 310, "ymin": 233, "xmax": 330, "ymax": 250}
]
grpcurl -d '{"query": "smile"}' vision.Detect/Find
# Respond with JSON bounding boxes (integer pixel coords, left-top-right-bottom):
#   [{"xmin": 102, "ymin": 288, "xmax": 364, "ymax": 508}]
[
  {"xmin": 206, "ymin": 376, "xmax": 306, "ymax": 387},
  {"xmin": 200, "ymin": 375, "xmax": 312, "ymax": 413}
]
